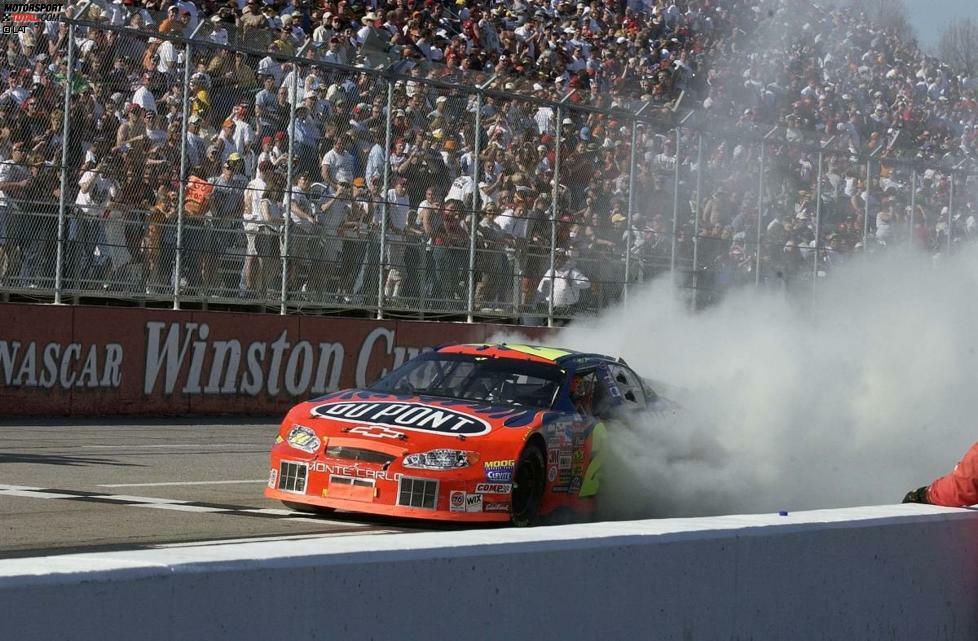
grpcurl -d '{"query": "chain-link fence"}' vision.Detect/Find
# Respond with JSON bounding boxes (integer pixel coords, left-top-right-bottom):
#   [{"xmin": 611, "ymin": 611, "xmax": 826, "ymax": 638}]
[{"xmin": 1, "ymin": 11, "xmax": 976, "ymax": 326}]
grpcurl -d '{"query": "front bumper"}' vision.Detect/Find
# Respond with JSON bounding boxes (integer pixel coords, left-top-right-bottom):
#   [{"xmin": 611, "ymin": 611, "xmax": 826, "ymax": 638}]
[{"xmin": 263, "ymin": 443, "xmax": 512, "ymax": 523}]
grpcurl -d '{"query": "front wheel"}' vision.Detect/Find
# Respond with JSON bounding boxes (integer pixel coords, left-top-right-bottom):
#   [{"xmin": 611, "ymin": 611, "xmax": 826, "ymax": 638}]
[
  {"xmin": 510, "ymin": 443, "xmax": 546, "ymax": 527},
  {"xmin": 282, "ymin": 500, "xmax": 336, "ymax": 515}
]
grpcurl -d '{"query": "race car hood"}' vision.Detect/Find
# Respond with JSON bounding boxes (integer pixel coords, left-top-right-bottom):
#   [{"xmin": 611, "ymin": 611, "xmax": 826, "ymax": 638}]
[{"xmin": 289, "ymin": 390, "xmax": 555, "ymax": 442}]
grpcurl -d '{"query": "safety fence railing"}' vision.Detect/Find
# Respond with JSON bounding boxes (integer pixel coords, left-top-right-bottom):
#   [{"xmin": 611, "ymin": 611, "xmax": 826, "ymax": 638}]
[{"xmin": 1, "ymin": 11, "xmax": 976, "ymax": 326}]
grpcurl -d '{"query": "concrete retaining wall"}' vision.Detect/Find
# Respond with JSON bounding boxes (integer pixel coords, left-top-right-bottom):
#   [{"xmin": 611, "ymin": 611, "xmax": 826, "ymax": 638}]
[{"xmin": 3, "ymin": 505, "xmax": 978, "ymax": 641}]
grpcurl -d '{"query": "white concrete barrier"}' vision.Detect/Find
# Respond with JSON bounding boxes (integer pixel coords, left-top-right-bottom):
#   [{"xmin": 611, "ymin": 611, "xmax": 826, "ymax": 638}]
[{"xmin": 3, "ymin": 505, "xmax": 978, "ymax": 641}]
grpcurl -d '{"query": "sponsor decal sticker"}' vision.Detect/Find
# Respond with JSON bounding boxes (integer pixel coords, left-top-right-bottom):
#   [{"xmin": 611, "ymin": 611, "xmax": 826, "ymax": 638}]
[
  {"xmin": 572, "ymin": 449, "xmax": 586, "ymax": 476},
  {"xmin": 485, "ymin": 502, "xmax": 510, "ymax": 513},
  {"xmin": 310, "ymin": 461, "xmax": 403, "ymax": 482},
  {"xmin": 568, "ymin": 476, "xmax": 582, "ymax": 495},
  {"xmin": 312, "ymin": 402, "xmax": 490, "ymax": 436},
  {"xmin": 558, "ymin": 452, "xmax": 572, "ymax": 471},
  {"xmin": 465, "ymin": 493, "xmax": 483, "ymax": 513},
  {"xmin": 548, "ymin": 450, "xmax": 559, "ymax": 465},
  {"xmin": 267, "ymin": 468, "xmax": 278, "ymax": 488},
  {"xmin": 475, "ymin": 483, "xmax": 512, "ymax": 494},
  {"xmin": 484, "ymin": 459, "xmax": 514, "ymax": 482},
  {"xmin": 450, "ymin": 491, "xmax": 466, "ymax": 512},
  {"xmin": 548, "ymin": 466, "xmax": 558, "ymax": 483},
  {"xmin": 346, "ymin": 425, "xmax": 406, "ymax": 440}
]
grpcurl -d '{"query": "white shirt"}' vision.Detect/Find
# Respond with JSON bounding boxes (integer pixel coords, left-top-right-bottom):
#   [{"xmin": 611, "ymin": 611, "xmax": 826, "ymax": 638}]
[
  {"xmin": 364, "ymin": 143, "xmax": 385, "ymax": 184},
  {"xmin": 257, "ymin": 56, "xmax": 283, "ymax": 84},
  {"xmin": 232, "ymin": 118, "xmax": 254, "ymax": 156},
  {"xmin": 536, "ymin": 263, "xmax": 590, "ymax": 306},
  {"xmin": 244, "ymin": 176, "xmax": 266, "ymax": 223},
  {"xmin": 0, "ymin": 159, "xmax": 29, "ymax": 205},
  {"xmin": 320, "ymin": 148, "xmax": 354, "ymax": 184},
  {"xmin": 384, "ymin": 188, "xmax": 409, "ymax": 231},
  {"xmin": 495, "ymin": 208, "xmax": 529, "ymax": 240},
  {"xmin": 156, "ymin": 40, "xmax": 179, "ymax": 74},
  {"xmin": 131, "ymin": 85, "xmax": 157, "ymax": 114},
  {"xmin": 176, "ymin": 0, "xmax": 199, "ymax": 33},
  {"xmin": 288, "ymin": 189, "xmax": 316, "ymax": 231}
]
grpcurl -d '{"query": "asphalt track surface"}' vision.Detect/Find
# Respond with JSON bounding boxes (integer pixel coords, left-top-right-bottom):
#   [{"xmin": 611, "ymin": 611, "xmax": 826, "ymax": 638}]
[{"xmin": 0, "ymin": 418, "xmax": 461, "ymax": 560}]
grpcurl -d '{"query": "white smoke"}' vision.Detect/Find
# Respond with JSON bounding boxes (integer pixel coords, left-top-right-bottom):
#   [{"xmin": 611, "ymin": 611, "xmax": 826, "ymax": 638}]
[{"xmin": 497, "ymin": 246, "xmax": 978, "ymax": 518}]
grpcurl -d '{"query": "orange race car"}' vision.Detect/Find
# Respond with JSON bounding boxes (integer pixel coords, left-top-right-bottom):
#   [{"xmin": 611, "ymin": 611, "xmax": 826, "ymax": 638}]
[{"xmin": 264, "ymin": 343, "xmax": 661, "ymax": 526}]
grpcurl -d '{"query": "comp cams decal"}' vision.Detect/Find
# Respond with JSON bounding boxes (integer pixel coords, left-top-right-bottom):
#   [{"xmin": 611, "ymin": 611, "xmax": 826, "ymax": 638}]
[
  {"xmin": 475, "ymin": 483, "xmax": 512, "ymax": 494},
  {"xmin": 312, "ymin": 402, "xmax": 491, "ymax": 436}
]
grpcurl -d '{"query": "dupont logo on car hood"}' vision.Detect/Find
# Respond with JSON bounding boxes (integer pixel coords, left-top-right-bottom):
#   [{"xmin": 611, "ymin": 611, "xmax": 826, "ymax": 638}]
[{"xmin": 310, "ymin": 401, "xmax": 492, "ymax": 436}]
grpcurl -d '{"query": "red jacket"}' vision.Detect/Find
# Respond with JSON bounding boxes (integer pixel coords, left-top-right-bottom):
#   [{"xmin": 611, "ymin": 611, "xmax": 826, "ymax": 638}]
[{"xmin": 928, "ymin": 441, "xmax": 978, "ymax": 507}]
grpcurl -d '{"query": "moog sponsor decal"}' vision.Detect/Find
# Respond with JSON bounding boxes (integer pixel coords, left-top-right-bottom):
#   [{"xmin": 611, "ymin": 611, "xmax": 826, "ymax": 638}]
[{"xmin": 483, "ymin": 459, "xmax": 514, "ymax": 482}]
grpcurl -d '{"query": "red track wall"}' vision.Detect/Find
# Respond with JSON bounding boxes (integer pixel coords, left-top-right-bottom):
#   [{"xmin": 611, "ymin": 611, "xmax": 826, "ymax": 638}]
[{"xmin": 0, "ymin": 304, "xmax": 547, "ymax": 416}]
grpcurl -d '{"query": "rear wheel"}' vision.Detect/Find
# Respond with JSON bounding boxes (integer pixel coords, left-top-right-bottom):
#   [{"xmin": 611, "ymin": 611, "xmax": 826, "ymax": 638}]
[
  {"xmin": 510, "ymin": 443, "xmax": 545, "ymax": 527},
  {"xmin": 281, "ymin": 500, "xmax": 335, "ymax": 515}
]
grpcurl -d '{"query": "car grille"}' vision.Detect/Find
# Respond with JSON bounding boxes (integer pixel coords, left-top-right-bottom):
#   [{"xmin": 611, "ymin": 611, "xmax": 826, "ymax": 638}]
[
  {"xmin": 397, "ymin": 477, "xmax": 438, "ymax": 510},
  {"xmin": 279, "ymin": 461, "xmax": 307, "ymax": 493},
  {"xmin": 329, "ymin": 476, "xmax": 375, "ymax": 489},
  {"xmin": 324, "ymin": 446, "xmax": 395, "ymax": 466}
]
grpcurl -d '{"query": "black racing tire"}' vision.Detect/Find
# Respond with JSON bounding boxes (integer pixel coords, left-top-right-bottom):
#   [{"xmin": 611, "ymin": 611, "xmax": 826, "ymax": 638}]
[
  {"xmin": 510, "ymin": 442, "xmax": 546, "ymax": 527},
  {"xmin": 281, "ymin": 500, "xmax": 336, "ymax": 515}
]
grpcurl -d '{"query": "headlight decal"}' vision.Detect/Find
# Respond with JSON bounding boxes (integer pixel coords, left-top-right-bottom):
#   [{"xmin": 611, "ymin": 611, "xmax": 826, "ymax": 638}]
[
  {"xmin": 402, "ymin": 449, "xmax": 475, "ymax": 470},
  {"xmin": 286, "ymin": 425, "xmax": 321, "ymax": 454}
]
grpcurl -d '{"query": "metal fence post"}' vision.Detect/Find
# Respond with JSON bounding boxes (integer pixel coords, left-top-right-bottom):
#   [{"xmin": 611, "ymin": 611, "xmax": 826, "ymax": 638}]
[
  {"xmin": 376, "ymin": 77, "xmax": 393, "ymax": 320},
  {"xmin": 813, "ymin": 150, "xmax": 823, "ymax": 286},
  {"xmin": 466, "ymin": 79, "xmax": 492, "ymax": 321},
  {"xmin": 282, "ymin": 46, "xmax": 308, "ymax": 314},
  {"xmin": 173, "ymin": 26, "xmax": 203, "ymax": 309},
  {"xmin": 624, "ymin": 121, "xmax": 638, "ymax": 307},
  {"xmin": 692, "ymin": 132, "xmax": 703, "ymax": 305},
  {"xmin": 908, "ymin": 168, "xmax": 916, "ymax": 246},
  {"xmin": 862, "ymin": 159, "xmax": 871, "ymax": 250},
  {"xmin": 55, "ymin": 12, "xmax": 82, "ymax": 305},
  {"xmin": 947, "ymin": 172, "xmax": 954, "ymax": 255},
  {"xmin": 669, "ymin": 127, "xmax": 680, "ymax": 281},
  {"xmin": 173, "ymin": 20, "xmax": 206, "ymax": 309},
  {"xmin": 547, "ymin": 104, "xmax": 564, "ymax": 328},
  {"xmin": 755, "ymin": 143, "xmax": 764, "ymax": 287}
]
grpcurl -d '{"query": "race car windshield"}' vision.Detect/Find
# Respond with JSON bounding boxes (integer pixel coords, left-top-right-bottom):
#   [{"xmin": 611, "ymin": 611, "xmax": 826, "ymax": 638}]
[{"xmin": 369, "ymin": 353, "xmax": 565, "ymax": 409}]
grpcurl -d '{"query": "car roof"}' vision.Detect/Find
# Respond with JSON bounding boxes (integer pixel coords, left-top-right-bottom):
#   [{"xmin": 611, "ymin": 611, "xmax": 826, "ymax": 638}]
[{"xmin": 438, "ymin": 343, "xmax": 620, "ymax": 367}]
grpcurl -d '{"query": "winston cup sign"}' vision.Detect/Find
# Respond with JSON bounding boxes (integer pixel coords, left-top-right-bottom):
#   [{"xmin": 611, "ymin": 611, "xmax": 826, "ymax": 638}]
[{"xmin": 0, "ymin": 304, "xmax": 542, "ymax": 415}]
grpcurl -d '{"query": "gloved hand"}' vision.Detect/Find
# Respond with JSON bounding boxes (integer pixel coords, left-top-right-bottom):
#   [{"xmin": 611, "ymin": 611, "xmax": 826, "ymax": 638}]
[{"xmin": 902, "ymin": 486, "xmax": 930, "ymax": 504}]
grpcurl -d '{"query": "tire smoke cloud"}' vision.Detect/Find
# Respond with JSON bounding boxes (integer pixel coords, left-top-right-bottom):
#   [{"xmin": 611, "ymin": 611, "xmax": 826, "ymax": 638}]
[{"xmin": 504, "ymin": 246, "xmax": 978, "ymax": 518}]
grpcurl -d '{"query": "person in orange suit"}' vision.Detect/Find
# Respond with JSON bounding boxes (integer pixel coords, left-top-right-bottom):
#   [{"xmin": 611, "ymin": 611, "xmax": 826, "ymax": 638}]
[{"xmin": 904, "ymin": 442, "xmax": 978, "ymax": 506}]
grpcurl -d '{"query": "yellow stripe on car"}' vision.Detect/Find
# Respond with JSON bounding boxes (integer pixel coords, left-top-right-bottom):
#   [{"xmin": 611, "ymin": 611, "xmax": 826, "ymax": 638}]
[{"xmin": 503, "ymin": 344, "xmax": 575, "ymax": 362}]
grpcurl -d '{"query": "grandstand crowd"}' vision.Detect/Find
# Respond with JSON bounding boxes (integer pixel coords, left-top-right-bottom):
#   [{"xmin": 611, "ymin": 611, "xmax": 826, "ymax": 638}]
[{"xmin": 0, "ymin": 0, "xmax": 975, "ymax": 314}]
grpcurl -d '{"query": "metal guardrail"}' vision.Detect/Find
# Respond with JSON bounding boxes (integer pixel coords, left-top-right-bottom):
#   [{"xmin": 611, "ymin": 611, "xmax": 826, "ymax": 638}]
[{"xmin": 0, "ymin": 11, "xmax": 975, "ymax": 324}]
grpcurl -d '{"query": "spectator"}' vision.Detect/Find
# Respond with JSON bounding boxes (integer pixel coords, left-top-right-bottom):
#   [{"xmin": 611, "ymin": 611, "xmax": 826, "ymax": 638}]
[
  {"xmin": 0, "ymin": 0, "xmax": 975, "ymax": 317},
  {"xmin": 255, "ymin": 171, "xmax": 286, "ymax": 295},
  {"xmin": 242, "ymin": 159, "xmax": 274, "ymax": 295},
  {"xmin": 535, "ymin": 248, "xmax": 590, "ymax": 322},
  {"xmin": 320, "ymin": 134, "xmax": 354, "ymax": 187},
  {"xmin": 0, "ymin": 142, "xmax": 30, "ymax": 283},
  {"xmin": 382, "ymin": 176, "xmax": 410, "ymax": 299}
]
